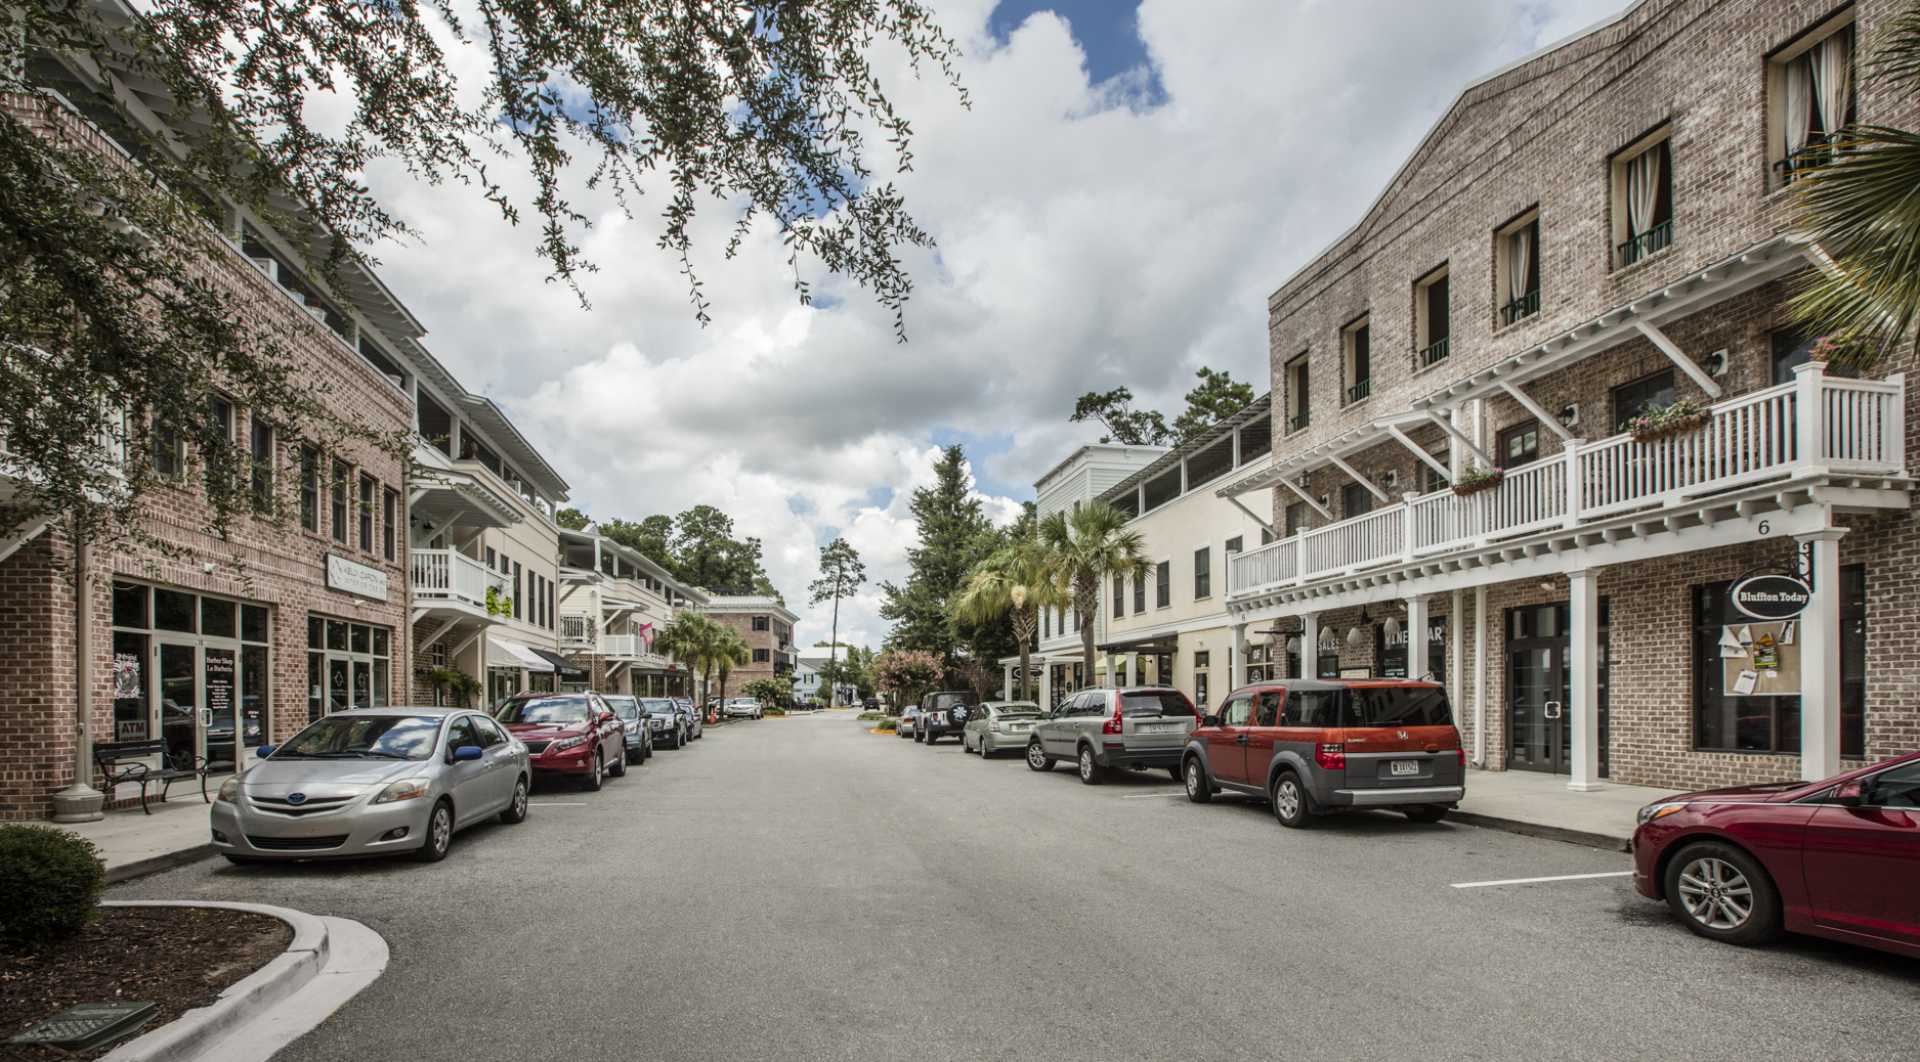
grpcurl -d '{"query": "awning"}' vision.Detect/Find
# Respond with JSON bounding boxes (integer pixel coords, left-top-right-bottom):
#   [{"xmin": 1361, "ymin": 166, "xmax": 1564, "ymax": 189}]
[
  {"xmin": 1095, "ymin": 634, "xmax": 1180, "ymax": 655},
  {"xmin": 489, "ymin": 635, "xmax": 554, "ymax": 672},
  {"xmin": 530, "ymin": 647, "xmax": 589, "ymax": 682}
]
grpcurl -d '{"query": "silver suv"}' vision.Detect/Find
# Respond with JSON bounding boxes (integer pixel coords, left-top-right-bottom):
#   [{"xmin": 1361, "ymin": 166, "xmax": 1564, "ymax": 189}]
[{"xmin": 1025, "ymin": 686, "xmax": 1199, "ymax": 785}]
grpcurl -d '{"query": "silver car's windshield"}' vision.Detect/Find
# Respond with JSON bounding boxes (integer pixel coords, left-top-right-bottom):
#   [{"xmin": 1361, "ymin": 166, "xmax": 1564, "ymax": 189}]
[{"xmin": 273, "ymin": 714, "xmax": 441, "ymax": 760}]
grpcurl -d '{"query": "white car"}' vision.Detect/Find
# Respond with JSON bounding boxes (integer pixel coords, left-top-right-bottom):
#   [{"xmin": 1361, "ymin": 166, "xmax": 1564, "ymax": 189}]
[{"xmin": 722, "ymin": 698, "xmax": 764, "ymax": 720}]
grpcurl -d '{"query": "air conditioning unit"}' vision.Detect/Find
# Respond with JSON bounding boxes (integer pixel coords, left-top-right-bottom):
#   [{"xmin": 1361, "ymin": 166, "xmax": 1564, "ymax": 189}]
[{"xmin": 1558, "ymin": 403, "xmax": 1581, "ymax": 429}]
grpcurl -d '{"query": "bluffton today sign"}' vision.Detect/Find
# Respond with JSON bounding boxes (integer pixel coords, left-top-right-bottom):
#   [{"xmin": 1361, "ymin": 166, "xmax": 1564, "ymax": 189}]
[{"xmin": 1729, "ymin": 573, "xmax": 1811, "ymax": 621}]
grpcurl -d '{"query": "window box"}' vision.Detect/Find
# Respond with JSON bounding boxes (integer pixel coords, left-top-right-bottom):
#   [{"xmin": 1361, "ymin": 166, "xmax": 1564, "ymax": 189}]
[{"xmin": 1451, "ymin": 466, "xmax": 1503, "ymax": 497}]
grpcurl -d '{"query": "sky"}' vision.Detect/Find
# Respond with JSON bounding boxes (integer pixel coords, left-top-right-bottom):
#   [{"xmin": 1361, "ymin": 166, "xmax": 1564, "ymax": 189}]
[{"xmin": 350, "ymin": 0, "xmax": 1629, "ymax": 654}]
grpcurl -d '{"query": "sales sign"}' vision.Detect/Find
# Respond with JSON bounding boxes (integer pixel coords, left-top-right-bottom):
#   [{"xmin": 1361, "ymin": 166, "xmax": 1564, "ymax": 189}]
[{"xmin": 1729, "ymin": 574, "xmax": 1811, "ymax": 621}]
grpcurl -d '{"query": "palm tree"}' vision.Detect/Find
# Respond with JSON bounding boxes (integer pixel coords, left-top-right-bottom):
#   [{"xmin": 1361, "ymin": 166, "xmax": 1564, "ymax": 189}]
[
  {"xmin": 708, "ymin": 626, "xmax": 751, "ymax": 715},
  {"xmin": 951, "ymin": 530, "xmax": 1063, "ymax": 702},
  {"xmin": 1039, "ymin": 501, "xmax": 1148, "ymax": 688},
  {"xmin": 1788, "ymin": 7, "xmax": 1920, "ymax": 365},
  {"xmin": 656, "ymin": 612, "xmax": 717, "ymax": 706}
]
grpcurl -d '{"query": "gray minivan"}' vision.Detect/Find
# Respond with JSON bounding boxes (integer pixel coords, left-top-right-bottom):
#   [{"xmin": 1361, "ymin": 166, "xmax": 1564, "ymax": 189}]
[{"xmin": 1026, "ymin": 686, "xmax": 1198, "ymax": 785}]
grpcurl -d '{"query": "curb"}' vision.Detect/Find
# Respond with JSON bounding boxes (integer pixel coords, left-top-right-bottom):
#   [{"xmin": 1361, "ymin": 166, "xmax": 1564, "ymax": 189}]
[
  {"xmin": 104, "ymin": 844, "xmax": 217, "ymax": 885},
  {"xmin": 96, "ymin": 900, "xmax": 385, "ymax": 1062},
  {"xmin": 1449, "ymin": 811, "xmax": 1630, "ymax": 852}
]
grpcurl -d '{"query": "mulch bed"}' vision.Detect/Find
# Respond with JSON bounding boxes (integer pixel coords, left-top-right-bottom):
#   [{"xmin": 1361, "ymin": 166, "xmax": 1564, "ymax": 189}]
[{"xmin": 1, "ymin": 906, "xmax": 291, "ymax": 1061}]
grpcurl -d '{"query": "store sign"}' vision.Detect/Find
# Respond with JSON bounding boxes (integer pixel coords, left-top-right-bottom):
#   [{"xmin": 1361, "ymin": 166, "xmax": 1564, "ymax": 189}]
[
  {"xmin": 326, "ymin": 554, "xmax": 389, "ymax": 602},
  {"xmin": 1729, "ymin": 574, "xmax": 1811, "ymax": 621}
]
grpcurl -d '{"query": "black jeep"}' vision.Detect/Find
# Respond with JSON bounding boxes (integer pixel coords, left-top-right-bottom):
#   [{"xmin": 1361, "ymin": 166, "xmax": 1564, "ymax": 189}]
[{"xmin": 917, "ymin": 690, "xmax": 978, "ymax": 746}]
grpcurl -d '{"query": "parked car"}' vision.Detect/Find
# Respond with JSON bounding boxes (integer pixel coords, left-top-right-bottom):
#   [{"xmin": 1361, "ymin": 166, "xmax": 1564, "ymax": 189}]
[
  {"xmin": 896, "ymin": 706, "xmax": 921, "ymax": 739},
  {"xmin": 493, "ymin": 691, "xmax": 628, "ymax": 790},
  {"xmin": 685, "ymin": 700, "xmax": 705, "ymax": 740},
  {"xmin": 1630, "ymin": 751, "xmax": 1920, "ymax": 957},
  {"xmin": 603, "ymin": 695, "xmax": 655, "ymax": 765},
  {"xmin": 917, "ymin": 690, "xmax": 978, "ymax": 746},
  {"xmin": 214, "ymin": 707, "xmax": 530, "ymax": 864},
  {"xmin": 1027, "ymin": 686, "xmax": 1199, "ymax": 785},
  {"xmin": 962, "ymin": 701, "xmax": 1043, "ymax": 758},
  {"xmin": 1181, "ymin": 680, "xmax": 1464, "ymax": 827},
  {"xmin": 722, "ymin": 697, "xmax": 764, "ymax": 720},
  {"xmin": 644, "ymin": 697, "xmax": 689, "ymax": 748}
]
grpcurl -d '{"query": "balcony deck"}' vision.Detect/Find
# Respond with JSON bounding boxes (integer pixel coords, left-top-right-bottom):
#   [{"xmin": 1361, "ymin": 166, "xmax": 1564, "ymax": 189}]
[
  {"xmin": 1228, "ymin": 369, "xmax": 1907, "ymax": 609},
  {"xmin": 410, "ymin": 548, "xmax": 508, "ymax": 621}
]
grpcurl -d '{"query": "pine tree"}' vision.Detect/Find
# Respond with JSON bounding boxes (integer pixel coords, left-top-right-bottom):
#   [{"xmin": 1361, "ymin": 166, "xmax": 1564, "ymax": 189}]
[{"xmin": 880, "ymin": 445, "xmax": 994, "ymax": 665}]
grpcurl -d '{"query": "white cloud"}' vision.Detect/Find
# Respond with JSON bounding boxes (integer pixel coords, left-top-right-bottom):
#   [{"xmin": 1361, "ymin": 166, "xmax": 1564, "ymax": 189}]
[{"xmin": 356, "ymin": 0, "xmax": 1627, "ymax": 650}]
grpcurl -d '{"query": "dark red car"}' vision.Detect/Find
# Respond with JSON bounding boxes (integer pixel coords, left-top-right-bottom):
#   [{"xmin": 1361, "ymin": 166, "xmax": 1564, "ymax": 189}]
[
  {"xmin": 493, "ymin": 692, "xmax": 628, "ymax": 791},
  {"xmin": 1631, "ymin": 751, "xmax": 1920, "ymax": 958}
]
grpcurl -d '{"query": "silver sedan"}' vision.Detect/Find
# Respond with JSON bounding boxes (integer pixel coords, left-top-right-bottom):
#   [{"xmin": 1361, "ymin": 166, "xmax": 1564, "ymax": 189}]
[
  {"xmin": 211, "ymin": 707, "xmax": 531, "ymax": 864},
  {"xmin": 962, "ymin": 701, "xmax": 1044, "ymax": 758}
]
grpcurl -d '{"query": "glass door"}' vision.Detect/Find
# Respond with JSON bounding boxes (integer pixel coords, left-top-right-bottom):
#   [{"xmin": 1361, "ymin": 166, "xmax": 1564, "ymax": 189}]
[
  {"xmin": 1507, "ymin": 645, "xmax": 1564, "ymax": 772},
  {"xmin": 328, "ymin": 656, "xmax": 350, "ymax": 715},
  {"xmin": 203, "ymin": 647, "xmax": 238, "ymax": 773},
  {"xmin": 156, "ymin": 640, "xmax": 202, "ymax": 773}
]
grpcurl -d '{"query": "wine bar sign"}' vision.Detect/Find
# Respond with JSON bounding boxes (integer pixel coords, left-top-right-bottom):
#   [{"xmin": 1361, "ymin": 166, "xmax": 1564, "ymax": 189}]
[{"xmin": 1729, "ymin": 573, "xmax": 1811, "ymax": 621}]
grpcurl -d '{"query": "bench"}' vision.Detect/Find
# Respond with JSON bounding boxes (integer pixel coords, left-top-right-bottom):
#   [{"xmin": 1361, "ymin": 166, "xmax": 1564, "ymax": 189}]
[{"xmin": 92, "ymin": 740, "xmax": 209, "ymax": 814}]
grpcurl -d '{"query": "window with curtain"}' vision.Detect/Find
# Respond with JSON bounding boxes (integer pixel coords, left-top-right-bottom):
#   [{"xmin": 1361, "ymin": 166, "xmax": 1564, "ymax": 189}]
[
  {"xmin": 1497, "ymin": 212, "xmax": 1540, "ymax": 325},
  {"xmin": 1773, "ymin": 21, "xmax": 1854, "ymax": 185},
  {"xmin": 1614, "ymin": 135, "xmax": 1673, "ymax": 268}
]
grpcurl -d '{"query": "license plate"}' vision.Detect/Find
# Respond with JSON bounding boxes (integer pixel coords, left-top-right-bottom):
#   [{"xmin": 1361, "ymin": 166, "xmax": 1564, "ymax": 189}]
[
  {"xmin": 1142, "ymin": 722, "xmax": 1178, "ymax": 733},
  {"xmin": 1390, "ymin": 760, "xmax": 1421, "ymax": 777}
]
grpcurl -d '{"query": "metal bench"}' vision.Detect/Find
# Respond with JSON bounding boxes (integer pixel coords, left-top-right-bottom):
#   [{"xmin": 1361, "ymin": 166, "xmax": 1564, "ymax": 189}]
[{"xmin": 92, "ymin": 740, "xmax": 209, "ymax": 814}]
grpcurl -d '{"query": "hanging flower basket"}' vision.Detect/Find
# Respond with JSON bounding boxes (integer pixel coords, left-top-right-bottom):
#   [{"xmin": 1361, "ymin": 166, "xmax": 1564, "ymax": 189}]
[
  {"xmin": 1452, "ymin": 467, "xmax": 1503, "ymax": 497},
  {"xmin": 1628, "ymin": 398, "xmax": 1710, "ymax": 442}
]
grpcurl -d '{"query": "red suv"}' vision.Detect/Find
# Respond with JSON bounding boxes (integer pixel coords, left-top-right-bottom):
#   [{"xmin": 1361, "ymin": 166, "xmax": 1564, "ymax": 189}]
[
  {"xmin": 1630, "ymin": 751, "xmax": 1920, "ymax": 957},
  {"xmin": 493, "ymin": 692, "xmax": 628, "ymax": 791},
  {"xmin": 1182, "ymin": 679, "xmax": 1465, "ymax": 827}
]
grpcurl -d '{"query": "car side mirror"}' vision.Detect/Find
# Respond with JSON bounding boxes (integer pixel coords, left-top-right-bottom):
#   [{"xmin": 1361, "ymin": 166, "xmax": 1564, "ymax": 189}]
[
  {"xmin": 255, "ymin": 744, "xmax": 277, "ymax": 758},
  {"xmin": 1832, "ymin": 780, "xmax": 1867, "ymax": 807},
  {"xmin": 1201, "ymin": 714, "xmax": 1222, "ymax": 729},
  {"xmin": 452, "ymin": 745, "xmax": 484, "ymax": 762}
]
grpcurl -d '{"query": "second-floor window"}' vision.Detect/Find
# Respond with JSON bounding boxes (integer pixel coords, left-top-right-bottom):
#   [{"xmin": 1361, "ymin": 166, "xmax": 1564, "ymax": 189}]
[
  {"xmin": 1341, "ymin": 482, "xmax": 1374, "ymax": 519},
  {"xmin": 330, "ymin": 459, "xmax": 349, "ymax": 543},
  {"xmin": 1498, "ymin": 420, "xmax": 1540, "ymax": 468},
  {"xmin": 1112, "ymin": 574, "xmax": 1124, "ymax": 618},
  {"xmin": 357, "ymin": 473, "xmax": 375, "ymax": 551},
  {"xmin": 1225, "ymin": 535, "xmax": 1243, "ymax": 555},
  {"xmin": 1284, "ymin": 502, "xmax": 1308, "ymax": 538},
  {"xmin": 1415, "ymin": 267, "xmax": 1450, "ymax": 368},
  {"xmin": 1612, "ymin": 369, "xmax": 1676, "ymax": 432},
  {"xmin": 1342, "ymin": 317, "xmax": 1371, "ymax": 405},
  {"xmin": 753, "ymin": 648, "xmax": 770, "ymax": 663},
  {"xmin": 1133, "ymin": 572, "xmax": 1146, "ymax": 614},
  {"xmin": 299, "ymin": 447, "xmax": 318, "ymax": 531},
  {"xmin": 1770, "ymin": 15, "xmax": 1855, "ymax": 186},
  {"xmin": 1613, "ymin": 130, "xmax": 1673, "ymax": 268},
  {"xmin": 1497, "ymin": 210, "xmax": 1540, "ymax": 326},
  {"xmin": 752, "ymin": 615, "xmax": 770, "ymax": 632},
  {"xmin": 382, "ymin": 487, "xmax": 397, "ymax": 561},
  {"xmin": 1285, "ymin": 352, "xmax": 1310, "ymax": 433},
  {"xmin": 1193, "ymin": 547, "xmax": 1211, "ymax": 600},
  {"xmin": 1155, "ymin": 561, "xmax": 1171, "ymax": 609}
]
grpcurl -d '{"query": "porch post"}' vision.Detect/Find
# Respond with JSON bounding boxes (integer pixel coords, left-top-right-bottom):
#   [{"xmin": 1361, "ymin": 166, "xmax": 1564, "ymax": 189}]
[
  {"xmin": 1039, "ymin": 660, "xmax": 1053, "ymax": 711},
  {"xmin": 1003, "ymin": 663, "xmax": 1014, "ymax": 700},
  {"xmin": 1106, "ymin": 650, "xmax": 1119, "ymax": 689},
  {"xmin": 1567, "ymin": 568, "xmax": 1602, "ymax": 792},
  {"xmin": 1301, "ymin": 613, "xmax": 1320, "ymax": 679},
  {"xmin": 1796, "ymin": 526, "xmax": 1848, "ymax": 781},
  {"xmin": 1472, "ymin": 584, "xmax": 1488, "ymax": 767},
  {"xmin": 1405, "ymin": 594, "xmax": 1429, "ymax": 681},
  {"xmin": 1449, "ymin": 590, "xmax": 1464, "ymax": 708},
  {"xmin": 1793, "ymin": 362, "xmax": 1827, "ymax": 471},
  {"xmin": 1232, "ymin": 622, "xmax": 1249, "ymax": 688}
]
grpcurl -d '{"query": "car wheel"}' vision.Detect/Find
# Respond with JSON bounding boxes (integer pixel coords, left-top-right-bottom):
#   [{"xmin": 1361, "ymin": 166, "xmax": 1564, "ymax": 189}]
[
  {"xmin": 1402, "ymin": 805, "xmax": 1448, "ymax": 824},
  {"xmin": 415, "ymin": 800, "xmax": 454, "ymax": 862},
  {"xmin": 1184, "ymin": 756, "xmax": 1212, "ymax": 803},
  {"xmin": 979, "ymin": 739, "xmax": 992, "ymax": 759},
  {"xmin": 1664, "ymin": 841, "xmax": 1781, "ymax": 946},
  {"xmin": 609, "ymin": 747, "xmax": 627, "ymax": 777},
  {"xmin": 582, "ymin": 751, "xmax": 605, "ymax": 792},
  {"xmin": 499, "ymin": 776, "xmax": 530, "ymax": 824},
  {"xmin": 1077, "ymin": 747, "xmax": 1105, "ymax": 786},
  {"xmin": 914, "ymin": 729, "xmax": 925, "ymax": 743},
  {"xmin": 1026, "ymin": 741, "xmax": 1054, "ymax": 772},
  {"xmin": 1271, "ymin": 771, "xmax": 1312, "ymax": 829}
]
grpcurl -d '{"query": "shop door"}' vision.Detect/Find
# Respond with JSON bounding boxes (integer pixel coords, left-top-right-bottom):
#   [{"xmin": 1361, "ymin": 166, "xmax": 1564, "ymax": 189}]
[
  {"xmin": 328, "ymin": 656, "xmax": 351, "ymax": 714},
  {"xmin": 1505, "ymin": 604, "xmax": 1609, "ymax": 776},
  {"xmin": 203, "ymin": 647, "xmax": 238, "ymax": 773},
  {"xmin": 156, "ymin": 640, "xmax": 203, "ymax": 773}
]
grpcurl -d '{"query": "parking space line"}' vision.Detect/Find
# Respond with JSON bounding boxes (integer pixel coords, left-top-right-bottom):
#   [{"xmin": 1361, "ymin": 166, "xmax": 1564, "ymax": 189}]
[
  {"xmin": 530, "ymin": 802, "xmax": 588, "ymax": 807},
  {"xmin": 1120, "ymin": 792, "xmax": 1185, "ymax": 800},
  {"xmin": 1449, "ymin": 871, "xmax": 1632, "ymax": 889}
]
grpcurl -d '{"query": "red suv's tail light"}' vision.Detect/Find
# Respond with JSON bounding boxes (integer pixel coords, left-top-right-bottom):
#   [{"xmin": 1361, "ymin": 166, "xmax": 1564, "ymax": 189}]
[
  {"xmin": 1457, "ymin": 748, "xmax": 1467, "ymax": 769},
  {"xmin": 1315, "ymin": 743, "xmax": 1346, "ymax": 770}
]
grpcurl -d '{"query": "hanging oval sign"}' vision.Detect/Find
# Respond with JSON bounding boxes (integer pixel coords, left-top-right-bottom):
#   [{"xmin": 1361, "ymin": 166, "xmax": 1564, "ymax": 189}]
[{"xmin": 1729, "ymin": 573, "xmax": 1811, "ymax": 620}]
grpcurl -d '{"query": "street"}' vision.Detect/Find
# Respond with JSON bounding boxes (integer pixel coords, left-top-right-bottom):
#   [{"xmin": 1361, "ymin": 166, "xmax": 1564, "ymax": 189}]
[{"xmin": 114, "ymin": 714, "xmax": 1920, "ymax": 1062}]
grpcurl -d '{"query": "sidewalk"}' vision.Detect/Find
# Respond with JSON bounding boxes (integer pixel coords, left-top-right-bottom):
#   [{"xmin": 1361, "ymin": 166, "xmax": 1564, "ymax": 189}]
[
  {"xmin": 54, "ymin": 795, "xmax": 215, "ymax": 883},
  {"xmin": 1453, "ymin": 768, "xmax": 1682, "ymax": 850}
]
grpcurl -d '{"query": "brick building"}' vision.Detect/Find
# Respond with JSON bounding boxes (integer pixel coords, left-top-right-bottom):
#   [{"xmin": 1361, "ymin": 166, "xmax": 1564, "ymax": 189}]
[
  {"xmin": 1209, "ymin": 0, "xmax": 1919, "ymax": 792},
  {"xmin": 1, "ymin": 80, "xmax": 419, "ymax": 818},
  {"xmin": 701, "ymin": 596, "xmax": 800, "ymax": 696}
]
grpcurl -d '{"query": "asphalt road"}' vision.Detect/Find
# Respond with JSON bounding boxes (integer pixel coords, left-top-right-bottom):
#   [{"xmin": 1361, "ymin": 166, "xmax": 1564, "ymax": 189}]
[{"xmin": 115, "ymin": 712, "xmax": 1920, "ymax": 1061}]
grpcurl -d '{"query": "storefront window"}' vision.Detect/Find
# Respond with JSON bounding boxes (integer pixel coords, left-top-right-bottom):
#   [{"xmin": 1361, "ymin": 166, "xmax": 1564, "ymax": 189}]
[
  {"xmin": 1692, "ymin": 566, "xmax": 1865, "ymax": 756},
  {"xmin": 1376, "ymin": 619, "xmax": 1448, "ymax": 681},
  {"xmin": 307, "ymin": 614, "xmax": 393, "ymax": 715},
  {"xmin": 111, "ymin": 630, "xmax": 149, "ymax": 741},
  {"xmin": 109, "ymin": 581, "xmax": 269, "ymax": 759},
  {"xmin": 154, "ymin": 588, "xmax": 196, "ymax": 632}
]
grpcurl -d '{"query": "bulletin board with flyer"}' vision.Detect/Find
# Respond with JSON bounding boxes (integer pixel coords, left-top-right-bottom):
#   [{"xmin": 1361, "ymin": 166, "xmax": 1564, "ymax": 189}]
[{"xmin": 1718, "ymin": 572, "xmax": 1814, "ymax": 698}]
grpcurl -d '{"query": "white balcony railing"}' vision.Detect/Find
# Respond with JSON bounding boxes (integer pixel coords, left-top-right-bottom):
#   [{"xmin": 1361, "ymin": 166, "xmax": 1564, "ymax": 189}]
[
  {"xmin": 411, "ymin": 549, "xmax": 507, "ymax": 612},
  {"xmin": 560, "ymin": 614, "xmax": 595, "ymax": 650},
  {"xmin": 1228, "ymin": 367, "xmax": 1905, "ymax": 599}
]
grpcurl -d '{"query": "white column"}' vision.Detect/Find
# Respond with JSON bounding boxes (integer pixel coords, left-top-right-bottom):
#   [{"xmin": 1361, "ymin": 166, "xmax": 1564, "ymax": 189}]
[
  {"xmin": 1232, "ymin": 622, "xmax": 1250, "ymax": 688},
  {"xmin": 1568, "ymin": 568, "xmax": 1602, "ymax": 792},
  {"xmin": 1003, "ymin": 663, "xmax": 1014, "ymax": 700},
  {"xmin": 1405, "ymin": 595, "xmax": 1429, "ymax": 681},
  {"xmin": 1039, "ymin": 661, "xmax": 1053, "ymax": 712},
  {"xmin": 1301, "ymin": 613, "xmax": 1320, "ymax": 679},
  {"xmin": 1797, "ymin": 526, "xmax": 1848, "ymax": 781},
  {"xmin": 1449, "ymin": 590, "xmax": 1464, "ymax": 707},
  {"xmin": 1106, "ymin": 651, "xmax": 1118, "ymax": 689},
  {"xmin": 1472, "ymin": 584, "xmax": 1488, "ymax": 766}
]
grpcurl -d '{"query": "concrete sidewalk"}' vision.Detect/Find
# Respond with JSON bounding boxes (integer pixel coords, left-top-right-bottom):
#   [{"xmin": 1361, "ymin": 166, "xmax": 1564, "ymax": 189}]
[
  {"xmin": 54, "ymin": 794, "xmax": 215, "ymax": 883},
  {"xmin": 1453, "ymin": 768, "xmax": 1682, "ymax": 850}
]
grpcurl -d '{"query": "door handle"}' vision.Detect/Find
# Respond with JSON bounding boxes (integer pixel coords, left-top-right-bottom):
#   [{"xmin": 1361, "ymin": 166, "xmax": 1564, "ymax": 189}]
[
  {"xmin": 1235, "ymin": 735, "xmax": 1249, "ymax": 745},
  {"xmin": 1543, "ymin": 700, "xmax": 1563, "ymax": 720},
  {"xmin": 199, "ymin": 708, "xmax": 212, "ymax": 727}
]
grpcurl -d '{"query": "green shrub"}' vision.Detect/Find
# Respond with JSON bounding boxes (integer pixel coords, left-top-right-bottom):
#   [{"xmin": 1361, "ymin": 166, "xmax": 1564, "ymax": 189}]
[
  {"xmin": 857, "ymin": 711, "xmax": 882, "ymax": 722},
  {"xmin": 0, "ymin": 825, "xmax": 106, "ymax": 951},
  {"xmin": 764, "ymin": 706, "xmax": 787, "ymax": 716},
  {"xmin": 874, "ymin": 718, "xmax": 898, "ymax": 731}
]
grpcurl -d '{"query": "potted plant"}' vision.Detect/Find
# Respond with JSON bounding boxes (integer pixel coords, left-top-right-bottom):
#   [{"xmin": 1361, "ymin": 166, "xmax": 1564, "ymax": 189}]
[
  {"xmin": 427, "ymin": 667, "xmax": 482, "ymax": 707},
  {"xmin": 1627, "ymin": 397, "xmax": 1710, "ymax": 442},
  {"xmin": 485, "ymin": 586, "xmax": 513, "ymax": 618},
  {"xmin": 1452, "ymin": 465, "xmax": 1504, "ymax": 497},
  {"xmin": 1806, "ymin": 332, "xmax": 1876, "ymax": 377}
]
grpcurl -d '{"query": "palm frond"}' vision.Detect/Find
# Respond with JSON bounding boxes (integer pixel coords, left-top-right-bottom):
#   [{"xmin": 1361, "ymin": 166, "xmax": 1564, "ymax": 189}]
[
  {"xmin": 1865, "ymin": 3, "xmax": 1920, "ymax": 92},
  {"xmin": 1789, "ymin": 123, "xmax": 1920, "ymax": 354}
]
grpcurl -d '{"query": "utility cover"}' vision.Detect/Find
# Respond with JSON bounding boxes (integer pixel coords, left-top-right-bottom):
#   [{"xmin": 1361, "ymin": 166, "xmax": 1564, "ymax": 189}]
[{"xmin": 8, "ymin": 1001, "xmax": 157, "ymax": 1050}]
